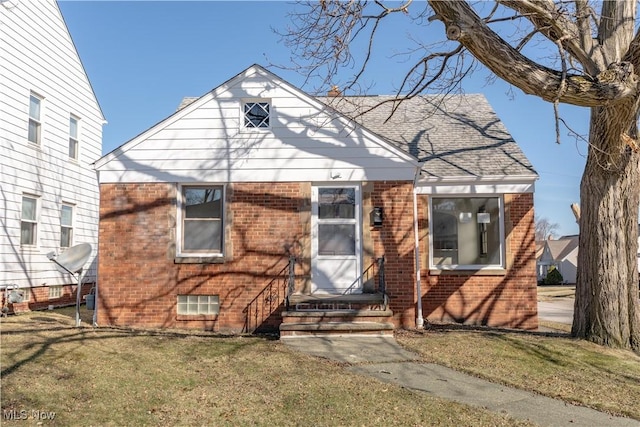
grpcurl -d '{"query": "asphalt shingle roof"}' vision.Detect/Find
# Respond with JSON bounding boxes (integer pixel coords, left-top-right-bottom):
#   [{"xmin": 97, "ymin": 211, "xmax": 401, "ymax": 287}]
[{"xmin": 319, "ymin": 94, "xmax": 538, "ymax": 179}]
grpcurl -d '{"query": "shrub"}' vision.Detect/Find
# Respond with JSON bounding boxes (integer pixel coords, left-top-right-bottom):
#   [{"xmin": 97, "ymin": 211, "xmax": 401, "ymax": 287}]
[{"xmin": 543, "ymin": 266, "xmax": 564, "ymax": 285}]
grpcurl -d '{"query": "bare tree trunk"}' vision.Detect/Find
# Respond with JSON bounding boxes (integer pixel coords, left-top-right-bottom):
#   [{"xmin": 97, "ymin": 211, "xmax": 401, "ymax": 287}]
[{"xmin": 574, "ymin": 104, "xmax": 640, "ymax": 351}]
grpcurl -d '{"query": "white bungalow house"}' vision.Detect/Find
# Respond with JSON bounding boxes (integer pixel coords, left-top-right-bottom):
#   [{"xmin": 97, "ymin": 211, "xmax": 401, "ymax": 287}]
[
  {"xmin": 0, "ymin": 0, "xmax": 105, "ymax": 312},
  {"xmin": 537, "ymin": 236, "xmax": 579, "ymax": 284}
]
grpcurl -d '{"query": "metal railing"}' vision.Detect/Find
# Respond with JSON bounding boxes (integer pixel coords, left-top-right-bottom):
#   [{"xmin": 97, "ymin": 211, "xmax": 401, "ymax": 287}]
[
  {"xmin": 347, "ymin": 256, "xmax": 386, "ymax": 294},
  {"xmin": 243, "ymin": 256, "xmax": 296, "ymax": 333},
  {"xmin": 377, "ymin": 256, "xmax": 386, "ymax": 295}
]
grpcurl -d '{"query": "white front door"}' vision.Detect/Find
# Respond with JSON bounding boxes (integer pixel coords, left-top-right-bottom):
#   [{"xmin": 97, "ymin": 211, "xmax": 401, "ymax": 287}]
[{"xmin": 311, "ymin": 185, "xmax": 362, "ymax": 294}]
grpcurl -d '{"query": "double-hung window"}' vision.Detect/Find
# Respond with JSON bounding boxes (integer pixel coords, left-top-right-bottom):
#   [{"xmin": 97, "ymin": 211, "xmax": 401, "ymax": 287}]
[
  {"xmin": 69, "ymin": 116, "xmax": 79, "ymax": 160},
  {"xmin": 28, "ymin": 93, "xmax": 42, "ymax": 144},
  {"xmin": 243, "ymin": 100, "xmax": 270, "ymax": 129},
  {"xmin": 20, "ymin": 195, "xmax": 38, "ymax": 246},
  {"xmin": 430, "ymin": 197, "xmax": 504, "ymax": 269},
  {"xmin": 180, "ymin": 185, "xmax": 224, "ymax": 255},
  {"xmin": 60, "ymin": 204, "xmax": 74, "ymax": 248}
]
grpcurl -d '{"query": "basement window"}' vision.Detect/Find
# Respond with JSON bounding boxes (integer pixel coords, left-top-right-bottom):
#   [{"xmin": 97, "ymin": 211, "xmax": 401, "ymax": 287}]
[
  {"xmin": 49, "ymin": 286, "xmax": 62, "ymax": 299},
  {"xmin": 177, "ymin": 295, "xmax": 220, "ymax": 315}
]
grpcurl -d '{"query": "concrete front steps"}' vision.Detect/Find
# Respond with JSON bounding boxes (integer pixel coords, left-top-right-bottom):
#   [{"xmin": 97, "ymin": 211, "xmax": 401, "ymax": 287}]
[{"xmin": 280, "ymin": 293, "xmax": 394, "ymax": 337}]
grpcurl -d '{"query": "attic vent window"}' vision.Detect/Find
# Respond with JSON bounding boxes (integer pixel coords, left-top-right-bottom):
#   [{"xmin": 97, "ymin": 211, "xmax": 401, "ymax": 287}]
[{"xmin": 244, "ymin": 101, "xmax": 270, "ymax": 128}]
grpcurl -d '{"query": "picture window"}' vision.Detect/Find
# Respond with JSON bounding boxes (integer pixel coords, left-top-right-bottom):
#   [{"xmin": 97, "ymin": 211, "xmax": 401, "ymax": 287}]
[{"xmin": 430, "ymin": 197, "xmax": 504, "ymax": 269}]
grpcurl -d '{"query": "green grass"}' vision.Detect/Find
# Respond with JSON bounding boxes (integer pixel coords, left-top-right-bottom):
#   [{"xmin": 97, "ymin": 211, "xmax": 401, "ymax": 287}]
[
  {"xmin": 1, "ymin": 310, "xmax": 533, "ymax": 427},
  {"xmin": 3, "ymin": 307, "xmax": 639, "ymax": 425},
  {"xmin": 396, "ymin": 325, "xmax": 640, "ymax": 420}
]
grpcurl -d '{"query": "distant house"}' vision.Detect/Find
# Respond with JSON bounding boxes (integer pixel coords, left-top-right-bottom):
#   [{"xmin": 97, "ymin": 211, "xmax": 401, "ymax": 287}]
[
  {"xmin": 0, "ymin": 0, "xmax": 105, "ymax": 312},
  {"xmin": 537, "ymin": 236, "xmax": 579, "ymax": 284},
  {"xmin": 93, "ymin": 64, "xmax": 539, "ymax": 334}
]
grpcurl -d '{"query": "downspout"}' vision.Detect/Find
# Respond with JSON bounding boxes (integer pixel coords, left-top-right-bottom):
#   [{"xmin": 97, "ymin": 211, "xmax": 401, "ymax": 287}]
[
  {"xmin": 412, "ymin": 167, "xmax": 424, "ymax": 329},
  {"xmin": 92, "ymin": 164, "xmax": 100, "ymax": 327}
]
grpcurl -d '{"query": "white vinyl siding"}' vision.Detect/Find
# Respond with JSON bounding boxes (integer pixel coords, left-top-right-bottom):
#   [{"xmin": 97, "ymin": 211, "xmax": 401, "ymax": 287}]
[
  {"xmin": 0, "ymin": 0, "xmax": 104, "ymax": 288},
  {"xmin": 95, "ymin": 66, "xmax": 419, "ymax": 184}
]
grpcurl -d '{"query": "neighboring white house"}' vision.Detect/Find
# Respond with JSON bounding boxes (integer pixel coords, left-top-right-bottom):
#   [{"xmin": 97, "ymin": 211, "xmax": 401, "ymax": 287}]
[
  {"xmin": 538, "ymin": 229, "xmax": 640, "ymax": 285},
  {"xmin": 537, "ymin": 236, "xmax": 579, "ymax": 284},
  {"xmin": 0, "ymin": 0, "xmax": 105, "ymax": 311}
]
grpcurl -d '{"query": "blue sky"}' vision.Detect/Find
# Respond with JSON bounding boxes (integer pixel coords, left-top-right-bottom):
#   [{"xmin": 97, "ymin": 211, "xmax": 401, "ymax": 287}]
[{"xmin": 58, "ymin": 0, "xmax": 589, "ymax": 237}]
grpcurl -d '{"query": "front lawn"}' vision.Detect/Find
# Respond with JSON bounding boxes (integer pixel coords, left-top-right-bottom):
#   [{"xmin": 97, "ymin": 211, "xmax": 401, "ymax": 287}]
[
  {"xmin": 1, "ymin": 310, "xmax": 530, "ymax": 427},
  {"xmin": 2, "ymin": 308, "xmax": 638, "ymax": 426},
  {"xmin": 396, "ymin": 325, "xmax": 640, "ymax": 420}
]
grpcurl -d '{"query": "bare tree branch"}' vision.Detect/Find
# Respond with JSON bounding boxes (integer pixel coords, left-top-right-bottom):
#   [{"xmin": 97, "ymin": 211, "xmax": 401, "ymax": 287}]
[
  {"xmin": 498, "ymin": 0, "xmax": 599, "ymax": 74},
  {"xmin": 429, "ymin": 1, "xmax": 638, "ymax": 108}
]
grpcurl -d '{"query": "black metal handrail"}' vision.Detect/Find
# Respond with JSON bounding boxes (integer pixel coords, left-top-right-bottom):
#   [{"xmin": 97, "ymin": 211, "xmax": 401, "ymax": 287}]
[
  {"xmin": 377, "ymin": 256, "xmax": 385, "ymax": 294},
  {"xmin": 341, "ymin": 256, "xmax": 386, "ymax": 295},
  {"xmin": 243, "ymin": 256, "xmax": 296, "ymax": 333}
]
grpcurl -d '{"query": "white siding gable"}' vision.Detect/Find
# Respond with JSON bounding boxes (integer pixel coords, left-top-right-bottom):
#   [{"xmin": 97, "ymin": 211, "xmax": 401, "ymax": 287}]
[
  {"xmin": 95, "ymin": 65, "xmax": 419, "ymax": 183},
  {"xmin": 1, "ymin": 0, "xmax": 104, "ymax": 288}
]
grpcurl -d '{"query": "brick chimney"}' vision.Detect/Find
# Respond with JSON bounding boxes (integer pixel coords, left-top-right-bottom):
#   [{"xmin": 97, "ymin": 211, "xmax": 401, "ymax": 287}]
[{"xmin": 328, "ymin": 85, "xmax": 342, "ymax": 97}]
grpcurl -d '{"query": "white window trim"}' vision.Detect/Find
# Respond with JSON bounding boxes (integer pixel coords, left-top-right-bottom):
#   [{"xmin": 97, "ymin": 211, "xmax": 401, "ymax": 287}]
[
  {"xmin": 311, "ymin": 184, "xmax": 361, "ymax": 260},
  {"xmin": 20, "ymin": 194, "xmax": 39, "ymax": 247},
  {"xmin": 49, "ymin": 286, "xmax": 63, "ymax": 299},
  {"xmin": 428, "ymin": 195, "xmax": 506, "ymax": 270},
  {"xmin": 28, "ymin": 92, "xmax": 43, "ymax": 145},
  {"xmin": 60, "ymin": 203, "xmax": 74, "ymax": 248},
  {"xmin": 176, "ymin": 183, "xmax": 225, "ymax": 258},
  {"xmin": 69, "ymin": 115, "xmax": 80, "ymax": 160},
  {"xmin": 240, "ymin": 98, "xmax": 272, "ymax": 132}
]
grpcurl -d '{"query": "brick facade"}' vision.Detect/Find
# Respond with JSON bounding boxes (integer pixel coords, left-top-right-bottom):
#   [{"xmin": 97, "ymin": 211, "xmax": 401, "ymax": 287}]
[
  {"xmin": 419, "ymin": 193, "xmax": 538, "ymax": 329},
  {"xmin": 2, "ymin": 284, "xmax": 94, "ymax": 315},
  {"xmin": 97, "ymin": 182, "xmax": 536, "ymax": 332},
  {"xmin": 366, "ymin": 181, "xmax": 417, "ymax": 328}
]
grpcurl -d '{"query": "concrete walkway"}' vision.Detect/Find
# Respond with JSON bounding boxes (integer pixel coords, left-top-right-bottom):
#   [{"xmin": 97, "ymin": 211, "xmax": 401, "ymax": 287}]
[{"xmin": 282, "ymin": 335, "xmax": 639, "ymax": 427}]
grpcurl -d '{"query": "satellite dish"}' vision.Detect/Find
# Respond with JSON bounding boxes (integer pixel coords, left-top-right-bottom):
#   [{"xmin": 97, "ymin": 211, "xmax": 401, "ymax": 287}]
[
  {"xmin": 50, "ymin": 243, "xmax": 92, "ymax": 274},
  {"xmin": 8, "ymin": 290, "xmax": 24, "ymax": 304}
]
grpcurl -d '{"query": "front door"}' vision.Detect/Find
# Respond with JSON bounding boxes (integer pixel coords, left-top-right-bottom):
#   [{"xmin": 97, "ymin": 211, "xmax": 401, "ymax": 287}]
[{"xmin": 311, "ymin": 185, "xmax": 361, "ymax": 294}]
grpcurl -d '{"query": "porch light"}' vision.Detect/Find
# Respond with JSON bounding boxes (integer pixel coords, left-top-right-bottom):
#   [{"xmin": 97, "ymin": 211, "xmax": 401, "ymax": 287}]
[{"xmin": 372, "ymin": 207, "xmax": 383, "ymax": 227}]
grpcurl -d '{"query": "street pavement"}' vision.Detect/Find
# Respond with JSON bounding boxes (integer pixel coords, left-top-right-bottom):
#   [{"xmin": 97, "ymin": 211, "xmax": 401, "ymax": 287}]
[{"xmin": 538, "ymin": 297, "xmax": 575, "ymax": 325}]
